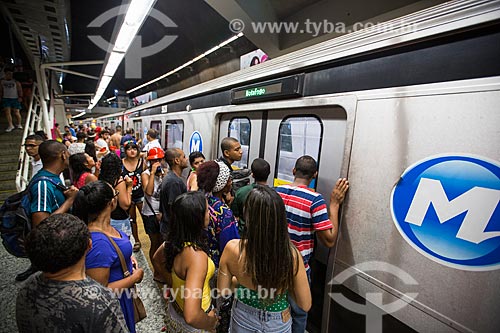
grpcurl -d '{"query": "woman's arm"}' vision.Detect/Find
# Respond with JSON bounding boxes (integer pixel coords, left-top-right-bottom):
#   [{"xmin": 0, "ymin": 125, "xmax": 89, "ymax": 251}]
[
  {"xmin": 86, "ymin": 266, "xmax": 143, "ymax": 290},
  {"xmin": 217, "ymin": 240, "xmax": 237, "ymax": 297},
  {"xmin": 290, "ymin": 247, "xmax": 312, "ymax": 312},
  {"xmin": 116, "ymin": 177, "xmax": 132, "ymax": 211},
  {"xmin": 151, "ymin": 243, "xmax": 172, "ymax": 286},
  {"xmin": 183, "ymin": 250, "xmax": 218, "ymax": 331}
]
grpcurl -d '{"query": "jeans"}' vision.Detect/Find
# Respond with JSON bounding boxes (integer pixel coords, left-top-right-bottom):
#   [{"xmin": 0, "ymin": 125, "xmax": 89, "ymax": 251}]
[
  {"xmin": 229, "ymin": 299, "xmax": 292, "ymax": 333},
  {"xmin": 110, "ymin": 218, "xmax": 132, "ymax": 237},
  {"xmin": 288, "ymin": 294, "xmax": 308, "ymax": 333}
]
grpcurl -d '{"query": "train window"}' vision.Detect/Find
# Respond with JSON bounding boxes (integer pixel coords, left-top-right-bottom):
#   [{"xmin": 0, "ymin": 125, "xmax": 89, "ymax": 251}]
[
  {"xmin": 165, "ymin": 120, "xmax": 184, "ymax": 149},
  {"xmin": 150, "ymin": 121, "xmax": 162, "ymax": 146},
  {"xmin": 228, "ymin": 117, "xmax": 251, "ymax": 169},
  {"xmin": 275, "ymin": 116, "xmax": 323, "ymax": 188}
]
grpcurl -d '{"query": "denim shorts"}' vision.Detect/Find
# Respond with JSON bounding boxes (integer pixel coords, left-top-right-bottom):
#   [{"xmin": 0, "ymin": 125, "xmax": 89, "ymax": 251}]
[
  {"xmin": 141, "ymin": 214, "xmax": 160, "ymax": 235},
  {"xmin": 110, "ymin": 218, "xmax": 132, "ymax": 237},
  {"xmin": 164, "ymin": 301, "xmax": 212, "ymax": 333},
  {"xmin": 131, "ymin": 196, "xmax": 143, "ymax": 204},
  {"xmin": 230, "ymin": 299, "xmax": 292, "ymax": 333}
]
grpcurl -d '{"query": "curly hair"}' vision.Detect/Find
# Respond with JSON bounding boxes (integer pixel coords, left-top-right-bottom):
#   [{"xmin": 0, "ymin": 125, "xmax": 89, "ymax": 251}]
[
  {"xmin": 196, "ymin": 160, "xmax": 219, "ymax": 193},
  {"xmin": 164, "ymin": 192, "xmax": 208, "ymax": 272},
  {"xmin": 73, "ymin": 180, "xmax": 115, "ymax": 223},
  {"xmin": 99, "ymin": 152, "xmax": 122, "ymax": 186},
  {"xmin": 26, "ymin": 214, "xmax": 90, "ymax": 273}
]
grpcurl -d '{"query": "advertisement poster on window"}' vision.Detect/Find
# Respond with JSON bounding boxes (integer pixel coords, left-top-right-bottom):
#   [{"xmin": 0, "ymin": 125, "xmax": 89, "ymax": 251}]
[{"xmin": 240, "ymin": 49, "xmax": 269, "ymax": 70}]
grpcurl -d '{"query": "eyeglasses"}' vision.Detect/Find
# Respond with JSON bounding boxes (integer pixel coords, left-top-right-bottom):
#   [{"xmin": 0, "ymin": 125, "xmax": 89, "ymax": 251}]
[
  {"xmin": 112, "ymin": 191, "xmax": 120, "ymax": 199},
  {"xmin": 24, "ymin": 144, "xmax": 39, "ymax": 148}
]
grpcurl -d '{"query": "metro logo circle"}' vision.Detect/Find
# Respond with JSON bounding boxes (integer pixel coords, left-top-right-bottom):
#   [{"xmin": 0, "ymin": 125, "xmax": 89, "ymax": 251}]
[{"xmin": 391, "ymin": 154, "xmax": 500, "ymax": 271}]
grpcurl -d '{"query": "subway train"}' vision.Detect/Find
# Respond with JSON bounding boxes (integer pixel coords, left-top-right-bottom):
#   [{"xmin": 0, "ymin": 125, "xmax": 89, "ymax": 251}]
[{"xmin": 83, "ymin": 1, "xmax": 500, "ymax": 332}]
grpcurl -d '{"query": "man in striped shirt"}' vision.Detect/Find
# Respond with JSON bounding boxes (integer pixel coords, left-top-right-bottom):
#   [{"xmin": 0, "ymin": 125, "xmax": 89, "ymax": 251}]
[{"xmin": 275, "ymin": 155, "xmax": 348, "ymax": 333}]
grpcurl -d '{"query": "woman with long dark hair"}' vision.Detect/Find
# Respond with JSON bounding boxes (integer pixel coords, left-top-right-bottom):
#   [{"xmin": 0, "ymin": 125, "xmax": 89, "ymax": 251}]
[
  {"xmin": 73, "ymin": 180, "xmax": 144, "ymax": 333},
  {"xmin": 217, "ymin": 186, "xmax": 311, "ymax": 332},
  {"xmin": 69, "ymin": 152, "xmax": 97, "ymax": 189},
  {"xmin": 99, "ymin": 153, "xmax": 133, "ymax": 236},
  {"xmin": 163, "ymin": 191, "xmax": 218, "ymax": 332}
]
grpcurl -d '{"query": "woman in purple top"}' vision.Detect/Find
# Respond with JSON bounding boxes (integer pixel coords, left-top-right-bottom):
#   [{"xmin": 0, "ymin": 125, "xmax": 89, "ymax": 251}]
[
  {"xmin": 196, "ymin": 160, "xmax": 240, "ymax": 268},
  {"xmin": 73, "ymin": 180, "xmax": 144, "ymax": 333}
]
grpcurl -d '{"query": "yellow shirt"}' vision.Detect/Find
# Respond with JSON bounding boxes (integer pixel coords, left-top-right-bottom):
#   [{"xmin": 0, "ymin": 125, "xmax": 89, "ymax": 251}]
[{"xmin": 171, "ymin": 244, "xmax": 215, "ymax": 312}]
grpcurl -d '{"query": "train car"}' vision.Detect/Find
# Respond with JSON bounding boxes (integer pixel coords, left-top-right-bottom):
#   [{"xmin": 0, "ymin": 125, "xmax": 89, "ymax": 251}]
[{"xmin": 88, "ymin": 1, "xmax": 500, "ymax": 332}]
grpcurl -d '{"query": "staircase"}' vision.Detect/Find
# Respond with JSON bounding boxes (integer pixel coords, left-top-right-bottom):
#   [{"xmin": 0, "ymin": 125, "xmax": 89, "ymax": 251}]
[{"xmin": 0, "ymin": 118, "xmax": 24, "ymax": 205}]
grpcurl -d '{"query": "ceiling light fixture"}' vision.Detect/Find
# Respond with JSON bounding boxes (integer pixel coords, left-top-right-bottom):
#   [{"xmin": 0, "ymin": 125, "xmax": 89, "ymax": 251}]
[
  {"xmin": 125, "ymin": 32, "xmax": 243, "ymax": 94},
  {"xmin": 88, "ymin": 0, "xmax": 157, "ymax": 110}
]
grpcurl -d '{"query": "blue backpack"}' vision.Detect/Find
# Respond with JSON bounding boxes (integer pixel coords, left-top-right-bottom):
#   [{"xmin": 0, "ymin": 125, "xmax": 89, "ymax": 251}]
[{"xmin": 0, "ymin": 176, "xmax": 63, "ymax": 258}]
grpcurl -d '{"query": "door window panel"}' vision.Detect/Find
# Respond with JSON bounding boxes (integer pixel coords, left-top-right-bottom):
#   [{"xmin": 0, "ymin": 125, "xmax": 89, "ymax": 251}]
[
  {"xmin": 165, "ymin": 120, "xmax": 184, "ymax": 149},
  {"xmin": 275, "ymin": 116, "xmax": 323, "ymax": 189},
  {"xmin": 228, "ymin": 117, "xmax": 251, "ymax": 169}
]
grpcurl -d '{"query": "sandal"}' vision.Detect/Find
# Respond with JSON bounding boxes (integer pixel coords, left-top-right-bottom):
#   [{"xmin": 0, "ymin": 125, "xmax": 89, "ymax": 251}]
[{"xmin": 133, "ymin": 242, "xmax": 141, "ymax": 252}]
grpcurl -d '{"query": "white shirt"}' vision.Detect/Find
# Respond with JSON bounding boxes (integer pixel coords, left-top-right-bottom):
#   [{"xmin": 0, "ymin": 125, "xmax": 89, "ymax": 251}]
[
  {"xmin": 31, "ymin": 159, "xmax": 42, "ymax": 177},
  {"xmin": 142, "ymin": 139, "xmax": 161, "ymax": 154},
  {"xmin": 141, "ymin": 169, "xmax": 162, "ymax": 216},
  {"xmin": 96, "ymin": 138, "xmax": 109, "ymax": 151}
]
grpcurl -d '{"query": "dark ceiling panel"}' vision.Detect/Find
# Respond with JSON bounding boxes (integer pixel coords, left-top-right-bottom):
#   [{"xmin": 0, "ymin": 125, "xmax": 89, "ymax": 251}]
[{"xmin": 63, "ymin": 0, "xmax": 237, "ymax": 98}]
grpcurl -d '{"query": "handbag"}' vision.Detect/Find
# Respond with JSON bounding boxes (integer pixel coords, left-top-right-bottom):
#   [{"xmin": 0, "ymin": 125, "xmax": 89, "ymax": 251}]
[{"xmin": 105, "ymin": 235, "xmax": 147, "ymax": 323}]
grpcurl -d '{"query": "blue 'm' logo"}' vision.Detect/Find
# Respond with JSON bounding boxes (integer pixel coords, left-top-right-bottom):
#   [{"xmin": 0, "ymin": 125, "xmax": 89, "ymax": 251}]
[
  {"xmin": 391, "ymin": 155, "xmax": 500, "ymax": 271},
  {"xmin": 189, "ymin": 131, "xmax": 203, "ymax": 153}
]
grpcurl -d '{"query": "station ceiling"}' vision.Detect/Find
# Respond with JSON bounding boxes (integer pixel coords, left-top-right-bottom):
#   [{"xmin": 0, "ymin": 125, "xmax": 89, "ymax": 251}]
[{"xmin": 0, "ymin": 0, "xmax": 445, "ymax": 109}]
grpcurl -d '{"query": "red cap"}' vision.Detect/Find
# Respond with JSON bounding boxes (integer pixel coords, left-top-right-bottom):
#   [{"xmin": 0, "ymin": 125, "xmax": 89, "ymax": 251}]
[
  {"xmin": 95, "ymin": 126, "xmax": 102, "ymax": 133},
  {"xmin": 147, "ymin": 147, "xmax": 164, "ymax": 160}
]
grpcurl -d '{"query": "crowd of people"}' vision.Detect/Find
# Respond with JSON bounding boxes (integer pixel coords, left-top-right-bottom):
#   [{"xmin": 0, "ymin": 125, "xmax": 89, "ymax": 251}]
[{"xmin": 14, "ymin": 123, "xmax": 349, "ymax": 333}]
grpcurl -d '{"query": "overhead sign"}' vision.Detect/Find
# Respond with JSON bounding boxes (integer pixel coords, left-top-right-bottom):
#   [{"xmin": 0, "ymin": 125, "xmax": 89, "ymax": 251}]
[
  {"xmin": 231, "ymin": 74, "xmax": 304, "ymax": 104},
  {"xmin": 189, "ymin": 131, "xmax": 203, "ymax": 153},
  {"xmin": 391, "ymin": 154, "xmax": 500, "ymax": 271}
]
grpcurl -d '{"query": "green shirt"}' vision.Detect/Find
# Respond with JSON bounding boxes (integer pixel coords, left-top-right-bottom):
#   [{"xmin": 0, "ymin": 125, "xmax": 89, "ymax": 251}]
[{"xmin": 231, "ymin": 183, "xmax": 257, "ymax": 235}]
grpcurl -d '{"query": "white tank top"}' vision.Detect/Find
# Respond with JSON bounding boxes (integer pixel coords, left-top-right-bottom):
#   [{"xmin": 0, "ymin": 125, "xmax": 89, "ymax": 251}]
[{"xmin": 2, "ymin": 79, "xmax": 18, "ymax": 98}]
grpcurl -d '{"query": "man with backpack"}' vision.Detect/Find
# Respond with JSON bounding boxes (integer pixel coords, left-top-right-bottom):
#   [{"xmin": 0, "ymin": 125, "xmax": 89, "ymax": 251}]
[{"xmin": 14, "ymin": 140, "xmax": 79, "ymax": 281}]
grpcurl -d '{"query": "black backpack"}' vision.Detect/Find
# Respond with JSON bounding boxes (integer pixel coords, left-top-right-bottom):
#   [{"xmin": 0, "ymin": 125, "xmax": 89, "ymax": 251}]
[
  {"xmin": 231, "ymin": 168, "xmax": 252, "ymax": 193},
  {"xmin": 0, "ymin": 176, "xmax": 62, "ymax": 258}
]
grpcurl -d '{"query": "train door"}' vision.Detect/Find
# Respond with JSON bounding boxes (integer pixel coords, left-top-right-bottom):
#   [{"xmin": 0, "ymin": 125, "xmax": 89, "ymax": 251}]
[
  {"xmin": 218, "ymin": 113, "xmax": 264, "ymax": 168},
  {"xmin": 133, "ymin": 120, "xmax": 142, "ymax": 143},
  {"xmin": 218, "ymin": 106, "xmax": 348, "ymax": 333},
  {"xmin": 165, "ymin": 119, "xmax": 184, "ymax": 149},
  {"xmin": 262, "ymin": 107, "xmax": 347, "ymax": 333},
  {"xmin": 150, "ymin": 120, "xmax": 162, "ymax": 147}
]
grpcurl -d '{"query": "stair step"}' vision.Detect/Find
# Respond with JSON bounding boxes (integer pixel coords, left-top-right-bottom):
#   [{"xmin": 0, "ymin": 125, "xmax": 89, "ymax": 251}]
[
  {"xmin": 0, "ymin": 170, "xmax": 18, "ymax": 178},
  {"xmin": 0, "ymin": 162, "xmax": 18, "ymax": 172},
  {"xmin": 0, "ymin": 156, "xmax": 20, "ymax": 164},
  {"xmin": 0, "ymin": 181, "xmax": 17, "ymax": 191},
  {"xmin": 0, "ymin": 190, "xmax": 18, "ymax": 202}
]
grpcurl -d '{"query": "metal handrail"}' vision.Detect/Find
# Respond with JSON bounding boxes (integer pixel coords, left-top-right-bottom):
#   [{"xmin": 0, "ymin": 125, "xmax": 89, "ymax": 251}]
[{"xmin": 15, "ymin": 83, "xmax": 42, "ymax": 192}]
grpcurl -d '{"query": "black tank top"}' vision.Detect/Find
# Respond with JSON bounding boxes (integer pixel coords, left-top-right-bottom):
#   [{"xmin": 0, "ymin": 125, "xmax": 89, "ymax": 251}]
[{"xmin": 121, "ymin": 158, "xmax": 144, "ymax": 200}]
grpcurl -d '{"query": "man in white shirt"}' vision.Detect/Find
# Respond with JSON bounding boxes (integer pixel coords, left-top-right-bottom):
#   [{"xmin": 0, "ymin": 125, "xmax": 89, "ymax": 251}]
[
  {"xmin": 142, "ymin": 129, "xmax": 161, "ymax": 156},
  {"xmin": 95, "ymin": 129, "xmax": 110, "ymax": 152},
  {"xmin": 24, "ymin": 134, "xmax": 44, "ymax": 178}
]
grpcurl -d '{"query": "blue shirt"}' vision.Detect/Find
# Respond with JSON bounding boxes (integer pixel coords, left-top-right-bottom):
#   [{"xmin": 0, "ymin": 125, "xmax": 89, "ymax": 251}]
[
  {"xmin": 29, "ymin": 170, "xmax": 66, "ymax": 214},
  {"xmin": 206, "ymin": 196, "xmax": 240, "ymax": 267},
  {"xmin": 85, "ymin": 230, "xmax": 135, "ymax": 333}
]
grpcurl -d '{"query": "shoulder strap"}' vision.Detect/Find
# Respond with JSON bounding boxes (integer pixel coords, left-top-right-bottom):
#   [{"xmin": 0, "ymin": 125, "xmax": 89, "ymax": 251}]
[
  {"xmin": 103, "ymin": 233, "xmax": 131, "ymax": 278},
  {"xmin": 28, "ymin": 176, "xmax": 63, "ymax": 192},
  {"xmin": 144, "ymin": 196, "xmax": 156, "ymax": 215}
]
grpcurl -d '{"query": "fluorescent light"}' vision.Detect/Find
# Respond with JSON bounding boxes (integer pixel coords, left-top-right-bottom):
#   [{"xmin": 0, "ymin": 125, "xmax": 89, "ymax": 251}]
[
  {"xmin": 127, "ymin": 32, "xmax": 244, "ymax": 94},
  {"xmin": 72, "ymin": 111, "xmax": 87, "ymax": 119},
  {"xmin": 89, "ymin": 0, "xmax": 157, "ymax": 109},
  {"xmin": 103, "ymin": 52, "xmax": 125, "ymax": 77},
  {"xmin": 106, "ymin": 96, "xmax": 117, "ymax": 102}
]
